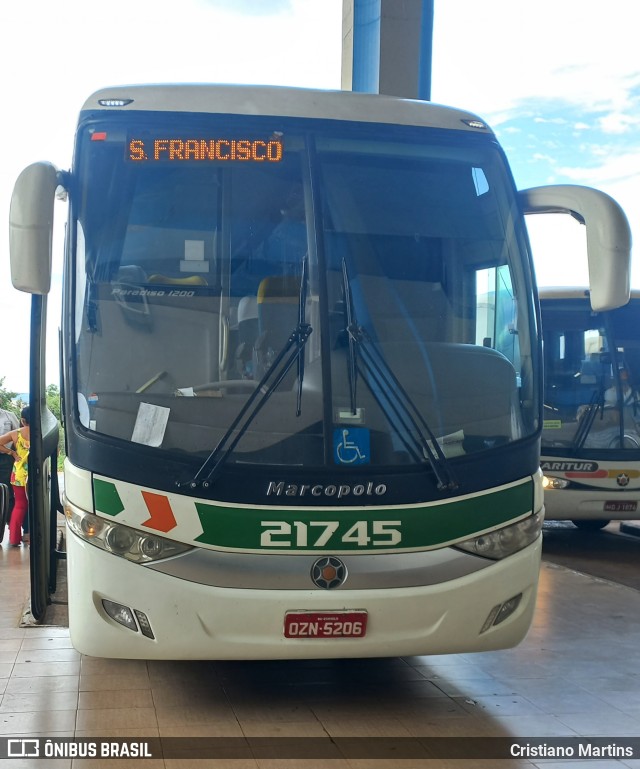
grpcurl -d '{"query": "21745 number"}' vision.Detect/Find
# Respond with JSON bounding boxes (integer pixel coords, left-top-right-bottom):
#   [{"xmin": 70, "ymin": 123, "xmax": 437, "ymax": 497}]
[{"xmin": 260, "ymin": 520, "xmax": 401, "ymax": 548}]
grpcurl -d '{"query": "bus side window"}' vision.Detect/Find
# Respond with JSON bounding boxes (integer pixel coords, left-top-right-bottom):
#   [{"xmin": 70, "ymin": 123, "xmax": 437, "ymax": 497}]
[{"xmin": 475, "ymin": 265, "xmax": 520, "ymax": 367}]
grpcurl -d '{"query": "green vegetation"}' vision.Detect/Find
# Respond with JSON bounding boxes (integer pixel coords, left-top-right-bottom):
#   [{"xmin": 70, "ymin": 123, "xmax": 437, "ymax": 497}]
[
  {"xmin": 0, "ymin": 377, "xmax": 21, "ymax": 415},
  {"xmin": 46, "ymin": 384, "xmax": 66, "ymax": 471},
  {"xmin": 0, "ymin": 378, "xmax": 65, "ymax": 471}
]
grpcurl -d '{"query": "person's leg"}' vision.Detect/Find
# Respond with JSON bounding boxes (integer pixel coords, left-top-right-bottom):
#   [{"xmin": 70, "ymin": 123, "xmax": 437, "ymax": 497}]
[
  {"xmin": 9, "ymin": 485, "xmax": 27, "ymax": 546},
  {"xmin": 0, "ymin": 455, "xmax": 14, "ymax": 520},
  {"xmin": 21, "ymin": 500, "xmax": 29, "ymax": 543}
]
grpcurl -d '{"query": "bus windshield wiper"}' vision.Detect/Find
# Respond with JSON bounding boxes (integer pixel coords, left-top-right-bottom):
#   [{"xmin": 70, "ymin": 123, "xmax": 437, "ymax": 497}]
[
  {"xmin": 295, "ymin": 257, "xmax": 309, "ymax": 416},
  {"xmin": 342, "ymin": 259, "xmax": 359, "ymax": 416},
  {"xmin": 572, "ymin": 388, "xmax": 604, "ymax": 450},
  {"xmin": 341, "ymin": 260, "xmax": 457, "ymax": 492},
  {"xmin": 180, "ymin": 260, "xmax": 311, "ymax": 491}
]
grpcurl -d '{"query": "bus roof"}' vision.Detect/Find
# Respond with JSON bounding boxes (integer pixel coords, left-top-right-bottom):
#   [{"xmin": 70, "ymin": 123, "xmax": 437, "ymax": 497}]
[
  {"xmin": 538, "ymin": 286, "xmax": 640, "ymax": 302},
  {"xmin": 81, "ymin": 84, "xmax": 493, "ymax": 134}
]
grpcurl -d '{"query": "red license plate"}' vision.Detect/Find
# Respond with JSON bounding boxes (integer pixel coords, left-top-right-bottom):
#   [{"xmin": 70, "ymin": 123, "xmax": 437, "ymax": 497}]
[
  {"xmin": 284, "ymin": 611, "xmax": 368, "ymax": 639},
  {"xmin": 604, "ymin": 501, "xmax": 638, "ymax": 513}
]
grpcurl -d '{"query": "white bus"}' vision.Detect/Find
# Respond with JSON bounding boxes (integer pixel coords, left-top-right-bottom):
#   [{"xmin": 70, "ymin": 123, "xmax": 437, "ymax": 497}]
[
  {"xmin": 9, "ymin": 85, "xmax": 630, "ymax": 658},
  {"xmin": 541, "ymin": 287, "xmax": 640, "ymax": 529}
]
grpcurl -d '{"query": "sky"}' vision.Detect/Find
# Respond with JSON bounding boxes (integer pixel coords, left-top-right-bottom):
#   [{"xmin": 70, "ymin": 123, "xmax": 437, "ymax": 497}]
[{"xmin": 1, "ymin": 0, "xmax": 639, "ymax": 393}]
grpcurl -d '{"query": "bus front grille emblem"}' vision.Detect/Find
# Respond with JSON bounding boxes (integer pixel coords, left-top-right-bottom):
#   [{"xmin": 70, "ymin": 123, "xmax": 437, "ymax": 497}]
[{"xmin": 311, "ymin": 557, "xmax": 347, "ymax": 589}]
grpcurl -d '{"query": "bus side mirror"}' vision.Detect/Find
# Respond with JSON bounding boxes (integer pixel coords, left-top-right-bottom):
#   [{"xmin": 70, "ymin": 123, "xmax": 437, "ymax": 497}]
[
  {"xmin": 520, "ymin": 184, "xmax": 631, "ymax": 313},
  {"xmin": 9, "ymin": 161, "xmax": 59, "ymax": 295}
]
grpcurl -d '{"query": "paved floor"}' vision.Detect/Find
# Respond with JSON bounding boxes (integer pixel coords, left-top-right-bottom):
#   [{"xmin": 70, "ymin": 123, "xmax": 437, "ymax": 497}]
[
  {"xmin": 1, "ymin": 538, "xmax": 640, "ymax": 768},
  {"xmin": 542, "ymin": 519, "xmax": 640, "ymax": 590}
]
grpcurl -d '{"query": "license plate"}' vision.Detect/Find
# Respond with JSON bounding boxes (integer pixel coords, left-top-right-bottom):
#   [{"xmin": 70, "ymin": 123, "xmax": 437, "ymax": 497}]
[
  {"xmin": 604, "ymin": 501, "xmax": 638, "ymax": 513},
  {"xmin": 284, "ymin": 611, "xmax": 368, "ymax": 639}
]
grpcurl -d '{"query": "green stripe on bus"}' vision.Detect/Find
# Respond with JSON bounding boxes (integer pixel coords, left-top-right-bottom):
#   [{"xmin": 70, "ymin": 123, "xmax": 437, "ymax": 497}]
[{"xmin": 193, "ymin": 480, "xmax": 533, "ymax": 551}]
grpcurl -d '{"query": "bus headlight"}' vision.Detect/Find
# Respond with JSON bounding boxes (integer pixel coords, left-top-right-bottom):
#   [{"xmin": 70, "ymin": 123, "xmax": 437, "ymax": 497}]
[
  {"xmin": 104, "ymin": 526, "xmax": 137, "ymax": 554},
  {"xmin": 454, "ymin": 511, "xmax": 543, "ymax": 560},
  {"xmin": 542, "ymin": 475, "xmax": 570, "ymax": 490},
  {"xmin": 65, "ymin": 502, "xmax": 193, "ymax": 563}
]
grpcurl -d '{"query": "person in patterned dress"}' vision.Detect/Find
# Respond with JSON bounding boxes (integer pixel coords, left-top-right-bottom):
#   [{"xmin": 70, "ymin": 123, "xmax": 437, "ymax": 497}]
[{"xmin": 0, "ymin": 407, "xmax": 30, "ymax": 546}]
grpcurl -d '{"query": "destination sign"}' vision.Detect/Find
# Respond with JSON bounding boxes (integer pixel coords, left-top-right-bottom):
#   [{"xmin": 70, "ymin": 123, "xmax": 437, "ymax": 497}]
[{"xmin": 128, "ymin": 137, "xmax": 283, "ymax": 162}]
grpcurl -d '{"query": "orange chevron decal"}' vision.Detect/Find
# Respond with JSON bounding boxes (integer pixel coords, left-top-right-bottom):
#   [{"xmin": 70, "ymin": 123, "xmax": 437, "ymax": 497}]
[{"xmin": 141, "ymin": 491, "xmax": 177, "ymax": 533}]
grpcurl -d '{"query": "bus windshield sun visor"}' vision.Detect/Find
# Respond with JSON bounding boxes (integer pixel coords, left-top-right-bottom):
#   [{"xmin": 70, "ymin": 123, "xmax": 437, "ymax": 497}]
[
  {"xmin": 179, "ymin": 260, "xmax": 311, "ymax": 491},
  {"xmin": 341, "ymin": 260, "xmax": 457, "ymax": 492}
]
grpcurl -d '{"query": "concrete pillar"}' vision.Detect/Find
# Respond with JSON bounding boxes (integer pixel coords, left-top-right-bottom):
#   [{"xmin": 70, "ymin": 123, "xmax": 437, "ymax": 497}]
[{"xmin": 342, "ymin": 0, "xmax": 433, "ymax": 100}]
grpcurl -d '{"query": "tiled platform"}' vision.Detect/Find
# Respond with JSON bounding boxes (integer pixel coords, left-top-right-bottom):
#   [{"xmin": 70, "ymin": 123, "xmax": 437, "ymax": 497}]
[{"xmin": 1, "ymin": 539, "xmax": 639, "ymax": 768}]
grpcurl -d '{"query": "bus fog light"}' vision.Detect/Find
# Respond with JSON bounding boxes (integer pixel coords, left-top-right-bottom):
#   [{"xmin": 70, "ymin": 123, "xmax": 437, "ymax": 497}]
[
  {"xmin": 493, "ymin": 593, "xmax": 522, "ymax": 626},
  {"xmin": 102, "ymin": 599, "xmax": 138, "ymax": 631},
  {"xmin": 480, "ymin": 593, "xmax": 522, "ymax": 633}
]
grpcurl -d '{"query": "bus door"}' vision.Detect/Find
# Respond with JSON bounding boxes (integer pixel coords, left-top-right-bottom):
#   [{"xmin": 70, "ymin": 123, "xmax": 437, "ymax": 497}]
[{"xmin": 27, "ymin": 295, "xmax": 61, "ymax": 622}]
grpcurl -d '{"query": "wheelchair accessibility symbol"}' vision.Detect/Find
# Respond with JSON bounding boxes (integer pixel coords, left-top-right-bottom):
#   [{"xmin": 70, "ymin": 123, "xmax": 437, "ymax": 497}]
[{"xmin": 334, "ymin": 427, "xmax": 370, "ymax": 465}]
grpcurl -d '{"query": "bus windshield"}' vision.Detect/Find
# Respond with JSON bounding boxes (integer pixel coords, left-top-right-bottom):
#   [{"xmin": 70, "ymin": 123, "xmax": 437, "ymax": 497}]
[
  {"xmin": 72, "ymin": 115, "xmax": 538, "ymax": 472},
  {"xmin": 542, "ymin": 295, "xmax": 640, "ymax": 452}
]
